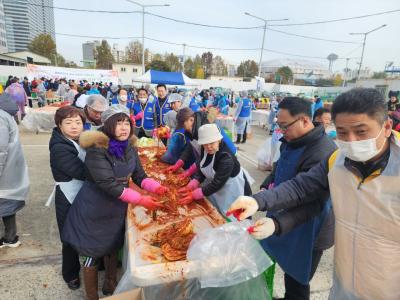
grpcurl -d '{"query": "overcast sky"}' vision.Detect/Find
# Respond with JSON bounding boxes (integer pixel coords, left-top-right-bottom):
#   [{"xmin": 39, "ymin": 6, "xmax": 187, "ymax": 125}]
[{"xmin": 54, "ymin": 0, "xmax": 400, "ymax": 72}]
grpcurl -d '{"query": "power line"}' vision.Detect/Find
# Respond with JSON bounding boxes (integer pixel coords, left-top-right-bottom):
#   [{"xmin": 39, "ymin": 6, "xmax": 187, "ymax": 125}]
[
  {"xmin": 266, "ymin": 27, "xmax": 362, "ymax": 44},
  {"xmin": 56, "ymin": 33, "xmax": 142, "ymax": 40},
  {"xmin": 269, "ymin": 9, "xmax": 400, "ymax": 26},
  {"xmin": 27, "ymin": 3, "xmax": 141, "ymax": 14}
]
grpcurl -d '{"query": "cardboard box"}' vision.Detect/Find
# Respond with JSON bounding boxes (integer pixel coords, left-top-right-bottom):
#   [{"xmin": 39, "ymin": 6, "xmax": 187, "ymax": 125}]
[{"xmin": 104, "ymin": 288, "xmax": 145, "ymax": 300}]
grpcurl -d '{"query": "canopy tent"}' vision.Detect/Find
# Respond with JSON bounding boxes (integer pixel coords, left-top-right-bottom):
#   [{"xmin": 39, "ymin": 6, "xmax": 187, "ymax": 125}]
[{"xmin": 132, "ymin": 70, "xmax": 198, "ymax": 86}]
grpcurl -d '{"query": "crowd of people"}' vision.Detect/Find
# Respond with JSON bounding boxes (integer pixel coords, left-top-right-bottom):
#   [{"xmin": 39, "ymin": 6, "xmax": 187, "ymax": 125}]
[{"xmin": 0, "ymin": 74, "xmax": 400, "ymax": 300}]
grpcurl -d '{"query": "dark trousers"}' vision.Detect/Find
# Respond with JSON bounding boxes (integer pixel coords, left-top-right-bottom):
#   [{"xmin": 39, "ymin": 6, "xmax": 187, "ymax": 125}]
[
  {"xmin": 2, "ymin": 214, "xmax": 17, "ymax": 241},
  {"xmin": 284, "ymin": 249, "xmax": 323, "ymax": 300},
  {"xmin": 55, "ymin": 188, "xmax": 81, "ymax": 283}
]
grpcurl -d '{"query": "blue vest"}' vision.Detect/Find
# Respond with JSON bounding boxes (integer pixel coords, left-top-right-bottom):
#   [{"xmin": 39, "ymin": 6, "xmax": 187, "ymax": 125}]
[
  {"xmin": 156, "ymin": 96, "xmax": 171, "ymax": 126},
  {"xmin": 111, "ymin": 95, "xmax": 118, "ymax": 105},
  {"xmin": 239, "ymin": 98, "xmax": 252, "ymax": 118},
  {"xmin": 132, "ymin": 100, "xmax": 156, "ymax": 131},
  {"xmin": 220, "ymin": 127, "xmax": 237, "ymax": 155},
  {"xmin": 189, "ymin": 97, "xmax": 200, "ymax": 112},
  {"xmin": 261, "ymin": 143, "xmax": 330, "ymax": 285}
]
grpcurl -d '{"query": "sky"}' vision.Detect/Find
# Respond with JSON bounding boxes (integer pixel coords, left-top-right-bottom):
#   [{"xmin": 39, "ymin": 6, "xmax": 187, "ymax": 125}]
[{"xmin": 54, "ymin": 0, "xmax": 400, "ymax": 73}]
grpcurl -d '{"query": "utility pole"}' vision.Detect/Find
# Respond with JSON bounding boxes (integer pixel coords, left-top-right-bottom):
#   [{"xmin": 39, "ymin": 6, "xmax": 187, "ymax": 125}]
[
  {"xmin": 126, "ymin": 1, "xmax": 170, "ymax": 74},
  {"xmin": 343, "ymin": 58, "xmax": 350, "ymax": 87},
  {"xmin": 350, "ymin": 24, "xmax": 387, "ymax": 80},
  {"xmin": 244, "ymin": 12, "xmax": 288, "ymax": 77},
  {"xmin": 182, "ymin": 43, "xmax": 186, "ymax": 70}
]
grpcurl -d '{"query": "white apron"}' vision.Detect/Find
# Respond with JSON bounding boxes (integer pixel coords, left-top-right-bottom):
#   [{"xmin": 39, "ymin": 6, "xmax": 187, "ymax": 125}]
[
  {"xmin": 46, "ymin": 139, "xmax": 86, "ymax": 206},
  {"xmin": 200, "ymin": 152, "xmax": 245, "ymax": 221},
  {"xmin": 328, "ymin": 136, "xmax": 400, "ymax": 300}
]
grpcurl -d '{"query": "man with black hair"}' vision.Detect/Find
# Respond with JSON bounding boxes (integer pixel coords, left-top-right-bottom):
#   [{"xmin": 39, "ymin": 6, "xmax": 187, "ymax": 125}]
[
  {"xmin": 313, "ymin": 107, "xmax": 331, "ymax": 129},
  {"xmin": 155, "ymin": 83, "xmax": 171, "ymax": 127},
  {"xmin": 256, "ymin": 97, "xmax": 336, "ymax": 300},
  {"xmin": 230, "ymin": 88, "xmax": 400, "ymax": 300}
]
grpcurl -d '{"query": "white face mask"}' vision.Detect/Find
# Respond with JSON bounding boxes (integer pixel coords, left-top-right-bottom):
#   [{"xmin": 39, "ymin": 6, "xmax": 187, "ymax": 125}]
[
  {"xmin": 337, "ymin": 127, "xmax": 386, "ymax": 162},
  {"xmin": 139, "ymin": 97, "xmax": 147, "ymax": 104},
  {"xmin": 119, "ymin": 95, "xmax": 127, "ymax": 101}
]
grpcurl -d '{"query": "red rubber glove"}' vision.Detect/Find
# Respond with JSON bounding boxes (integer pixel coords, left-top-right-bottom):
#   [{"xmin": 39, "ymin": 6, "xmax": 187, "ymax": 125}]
[
  {"xmin": 137, "ymin": 195, "xmax": 164, "ymax": 210},
  {"xmin": 155, "ymin": 186, "xmax": 169, "ymax": 195},
  {"xmin": 178, "ymin": 163, "xmax": 197, "ymax": 180},
  {"xmin": 178, "ymin": 188, "xmax": 204, "ymax": 205},
  {"xmin": 166, "ymin": 159, "xmax": 184, "ymax": 173}
]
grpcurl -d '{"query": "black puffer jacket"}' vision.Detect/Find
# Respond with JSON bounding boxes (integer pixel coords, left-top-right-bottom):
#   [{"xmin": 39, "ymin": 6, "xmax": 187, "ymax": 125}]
[
  {"xmin": 49, "ymin": 127, "xmax": 86, "ymax": 182},
  {"xmin": 193, "ymin": 141, "xmax": 251, "ymax": 197}
]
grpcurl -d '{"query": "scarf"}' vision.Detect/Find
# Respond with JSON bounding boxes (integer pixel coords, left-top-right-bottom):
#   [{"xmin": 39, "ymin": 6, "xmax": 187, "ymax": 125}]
[{"xmin": 108, "ymin": 138, "xmax": 129, "ymax": 159}]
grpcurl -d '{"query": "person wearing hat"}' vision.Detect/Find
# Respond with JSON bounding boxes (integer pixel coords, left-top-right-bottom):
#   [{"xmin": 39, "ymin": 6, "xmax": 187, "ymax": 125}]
[
  {"xmin": 388, "ymin": 90, "xmax": 400, "ymax": 115},
  {"xmin": 234, "ymin": 90, "xmax": 254, "ymax": 144},
  {"xmin": 161, "ymin": 107, "xmax": 194, "ymax": 167},
  {"xmin": 163, "ymin": 93, "xmax": 183, "ymax": 134},
  {"xmin": 62, "ymin": 104, "xmax": 168, "ymax": 300},
  {"xmin": 131, "ymin": 88, "xmax": 158, "ymax": 138},
  {"xmin": 83, "ymin": 94, "xmax": 109, "ymax": 131},
  {"xmin": 178, "ymin": 123, "xmax": 251, "ymax": 220}
]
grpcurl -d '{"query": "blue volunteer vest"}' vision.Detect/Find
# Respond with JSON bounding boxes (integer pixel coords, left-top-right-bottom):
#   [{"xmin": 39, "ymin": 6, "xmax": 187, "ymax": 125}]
[
  {"xmin": 261, "ymin": 143, "xmax": 330, "ymax": 285},
  {"xmin": 189, "ymin": 97, "xmax": 200, "ymax": 112},
  {"xmin": 132, "ymin": 100, "xmax": 156, "ymax": 131},
  {"xmin": 239, "ymin": 98, "xmax": 252, "ymax": 118},
  {"xmin": 156, "ymin": 96, "xmax": 171, "ymax": 126}
]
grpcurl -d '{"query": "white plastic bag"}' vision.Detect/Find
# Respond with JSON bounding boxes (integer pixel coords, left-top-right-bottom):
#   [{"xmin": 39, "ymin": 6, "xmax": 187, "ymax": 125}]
[
  {"xmin": 187, "ymin": 220, "xmax": 273, "ymax": 288},
  {"xmin": 256, "ymin": 136, "xmax": 281, "ymax": 170}
]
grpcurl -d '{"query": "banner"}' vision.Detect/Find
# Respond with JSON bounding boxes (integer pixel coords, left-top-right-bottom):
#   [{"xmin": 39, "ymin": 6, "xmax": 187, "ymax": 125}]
[{"xmin": 26, "ymin": 64, "xmax": 119, "ymax": 84}]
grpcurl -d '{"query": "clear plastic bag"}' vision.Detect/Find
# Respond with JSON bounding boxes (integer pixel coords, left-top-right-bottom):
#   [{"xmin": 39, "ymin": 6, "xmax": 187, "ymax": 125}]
[
  {"xmin": 256, "ymin": 137, "xmax": 281, "ymax": 170},
  {"xmin": 187, "ymin": 220, "xmax": 273, "ymax": 288}
]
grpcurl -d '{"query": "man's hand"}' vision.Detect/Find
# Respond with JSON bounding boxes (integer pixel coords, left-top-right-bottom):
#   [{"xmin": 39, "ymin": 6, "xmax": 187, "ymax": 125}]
[
  {"xmin": 247, "ymin": 217, "xmax": 275, "ymax": 240},
  {"xmin": 227, "ymin": 196, "xmax": 259, "ymax": 221}
]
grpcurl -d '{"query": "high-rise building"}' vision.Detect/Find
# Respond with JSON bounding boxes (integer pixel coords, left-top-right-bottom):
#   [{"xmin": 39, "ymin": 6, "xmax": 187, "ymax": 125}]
[
  {"xmin": 82, "ymin": 40, "xmax": 100, "ymax": 67},
  {"xmin": 0, "ymin": 1, "xmax": 8, "ymax": 53},
  {"xmin": 3, "ymin": 0, "xmax": 55, "ymax": 52},
  {"xmin": 112, "ymin": 43, "xmax": 125, "ymax": 63}
]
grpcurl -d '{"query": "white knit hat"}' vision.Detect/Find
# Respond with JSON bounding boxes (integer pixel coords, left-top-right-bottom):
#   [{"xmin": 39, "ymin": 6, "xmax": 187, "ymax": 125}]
[{"xmin": 198, "ymin": 124, "xmax": 223, "ymax": 145}]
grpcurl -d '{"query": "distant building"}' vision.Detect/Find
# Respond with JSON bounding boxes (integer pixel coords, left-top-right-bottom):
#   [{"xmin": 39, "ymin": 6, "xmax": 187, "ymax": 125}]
[
  {"xmin": 144, "ymin": 50, "xmax": 153, "ymax": 64},
  {"xmin": 112, "ymin": 43, "xmax": 125, "ymax": 63},
  {"xmin": 112, "ymin": 63, "xmax": 143, "ymax": 86},
  {"xmin": 82, "ymin": 40, "xmax": 100, "ymax": 67},
  {"xmin": 226, "ymin": 63, "xmax": 237, "ymax": 77},
  {"xmin": 3, "ymin": 0, "xmax": 55, "ymax": 52},
  {"xmin": 350, "ymin": 67, "xmax": 372, "ymax": 80},
  {"xmin": 3, "ymin": 50, "xmax": 51, "ymax": 65},
  {"xmin": 260, "ymin": 58, "xmax": 330, "ymax": 81},
  {"xmin": 0, "ymin": 1, "xmax": 7, "ymax": 53}
]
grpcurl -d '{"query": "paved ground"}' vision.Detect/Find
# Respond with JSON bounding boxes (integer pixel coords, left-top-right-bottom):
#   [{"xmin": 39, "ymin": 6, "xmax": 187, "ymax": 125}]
[{"xmin": 0, "ymin": 124, "xmax": 332, "ymax": 299}]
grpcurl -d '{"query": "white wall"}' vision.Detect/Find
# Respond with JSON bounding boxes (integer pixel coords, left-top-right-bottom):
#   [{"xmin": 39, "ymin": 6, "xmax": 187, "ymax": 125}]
[
  {"xmin": 0, "ymin": 65, "xmax": 27, "ymax": 83},
  {"xmin": 112, "ymin": 63, "xmax": 143, "ymax": 85}
]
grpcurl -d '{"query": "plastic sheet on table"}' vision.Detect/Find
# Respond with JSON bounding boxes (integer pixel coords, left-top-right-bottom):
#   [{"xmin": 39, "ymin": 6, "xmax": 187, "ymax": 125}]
[{"xmin": 21, "ymin": 107, "xmax": 58, "ymax": 132}]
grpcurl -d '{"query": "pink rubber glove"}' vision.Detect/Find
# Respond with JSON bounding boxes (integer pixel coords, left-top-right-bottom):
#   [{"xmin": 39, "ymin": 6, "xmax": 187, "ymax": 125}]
[
  {"xmin": 187, "ymin": 179, "xmax": 200, "ymax": 190},
  {"xmin": 141, "ymin": 178, "xmax": 162, "ymax": 193},
  {"xmin": 134, "ymin": 111, "xmax": 144, "ymax": 120},
  {"xmin": 119, "ymin": 188, "xmax": 141, "ymax": 204},
  {"xmin": 178, "ymin": 163, "xmax": 197, "ymax": 180},
  {"xmin": 166, "ymin": 159, "xmax": 184, "ymax": 173},
  {"xmin": 119, "ymin": 188, "xmax": 163, "ymax": 210},
  {"xmin": 178, "ymin": 188, "xmax": 204, "ymax": 205}
]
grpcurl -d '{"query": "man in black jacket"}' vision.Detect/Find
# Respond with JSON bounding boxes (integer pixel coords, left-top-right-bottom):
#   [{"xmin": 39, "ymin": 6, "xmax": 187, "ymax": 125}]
[{"xmin": 256, "ymin": 97, "xmax": 336, "ymax": 300}]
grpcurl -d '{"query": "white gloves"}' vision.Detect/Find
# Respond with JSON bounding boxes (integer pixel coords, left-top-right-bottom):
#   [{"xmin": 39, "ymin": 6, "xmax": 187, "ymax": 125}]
[
  {"xmin": 227, "ymin": 196, "xmax": 259, "ymax": 221},
  {"xmin": 250, "ymin": 217, "xmax": 275, "ymax": 240}
]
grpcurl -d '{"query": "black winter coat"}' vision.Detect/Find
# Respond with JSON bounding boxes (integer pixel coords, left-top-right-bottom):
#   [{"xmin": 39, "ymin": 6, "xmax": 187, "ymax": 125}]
[
  {"xmin": 259, "ymin": 125, "xmax": 336, "ymax": 249},
  {"xmin": 62, "ymin": 131, "xmax": 147, "ymax": 258}
]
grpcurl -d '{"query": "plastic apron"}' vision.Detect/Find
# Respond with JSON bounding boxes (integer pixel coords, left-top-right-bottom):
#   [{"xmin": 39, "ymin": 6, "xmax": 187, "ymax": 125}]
[
  {"xmin": 46, "ymin": 139, "xmax": 86, "ymax": 207},
  {"xmin": 199, "ymin": 153, "xmax": 245, "ymax": 221},
  {"xmin": 261, "ymin": 144, "xmax": 330, "ymax": 285},
  {"xmin": 328, "ymin": 139, "xmax": 400, "ymax": 300}
]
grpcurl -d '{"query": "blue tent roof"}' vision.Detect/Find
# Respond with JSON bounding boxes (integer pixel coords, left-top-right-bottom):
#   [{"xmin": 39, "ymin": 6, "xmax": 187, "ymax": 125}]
[{"xmin": 150, "ymin": 70, "xmax": 185, "ymax": 85}]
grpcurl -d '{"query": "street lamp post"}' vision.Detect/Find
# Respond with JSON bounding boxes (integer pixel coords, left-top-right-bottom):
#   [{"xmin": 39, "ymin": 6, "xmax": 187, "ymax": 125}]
[
  {"xmin": 350, "ymin": 24, "xmax": 387, "ymax": 80},
  {"xmin": 126, "ymin": 0, "xmax": 170, "ymax": 74},
  {"xmin": 244, "ymin": 12, "xmax": 288, "ymax": 77}
]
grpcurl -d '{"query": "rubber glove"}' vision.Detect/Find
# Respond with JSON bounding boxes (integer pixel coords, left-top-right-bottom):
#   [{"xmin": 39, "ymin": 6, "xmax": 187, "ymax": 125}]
[
  {"xmin": 177, "ymin": 179, "xmax": 200, "ymax": 194},
  {"xmin": 141, "ymin": 178, "xmax": 169, "ymax": 195},
  {"xmin": 166, "ymin": 159, "xmax": 184, "ymax": 173},
  {"xmin": 178, "ymin": 188, "xmax": 203, "ymax": 205},
  {"xmin": 119, "ymin": 188, "xmax": 162, "ymax": 210},
  {"xmin": 134, "ymin": 111, "xmax": 144, "ymax": 120},
  {"xmin": 178, "ymin": 163, "xmax": 197, "ymax": 180},
  {"xmin": 227, "ymin": 196, "xmax": 259, "ymax": 221},
  {"xmin": 248, "ymin": 217, "xmax": 275, "ymax": 240}
]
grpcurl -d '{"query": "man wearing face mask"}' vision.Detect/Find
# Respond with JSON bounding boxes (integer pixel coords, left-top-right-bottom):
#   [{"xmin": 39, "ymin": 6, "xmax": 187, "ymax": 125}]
[
  {"xmin": 256, "ymin": 97, "xmax": 336, "ymax": 300},
  {"xmin": 229, "ymin": 88, "xmax": 400, "ymax": 300},
  {"xmin": 131, "ymin": 88, "xmax": 157, "ymax": 138}
]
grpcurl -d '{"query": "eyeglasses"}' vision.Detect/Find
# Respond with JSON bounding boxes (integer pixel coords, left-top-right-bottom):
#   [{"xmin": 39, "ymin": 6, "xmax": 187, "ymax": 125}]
[{"xmin": 277, "ymin": 119, "xmax": 300, "ymax": 131}]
